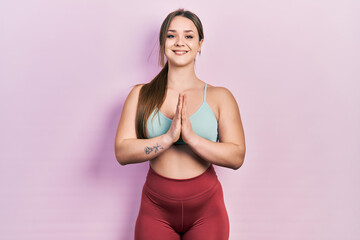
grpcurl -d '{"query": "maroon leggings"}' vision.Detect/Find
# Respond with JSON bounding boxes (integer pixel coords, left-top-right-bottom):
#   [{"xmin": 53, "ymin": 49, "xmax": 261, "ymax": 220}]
[{"xmin": 134, "ymin": 164, "xmax": 229, "ymax": 240}]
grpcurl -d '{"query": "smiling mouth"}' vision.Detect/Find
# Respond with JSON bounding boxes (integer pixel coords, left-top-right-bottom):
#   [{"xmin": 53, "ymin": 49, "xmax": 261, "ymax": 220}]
[{"xmin": 173, "ymin": 50, "xmax": 188, "ymax": 55}]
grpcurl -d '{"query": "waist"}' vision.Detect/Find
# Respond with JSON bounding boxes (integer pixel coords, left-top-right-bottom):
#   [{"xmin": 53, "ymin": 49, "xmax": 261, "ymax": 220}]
[
  {"xmin": 145, "ymin": 163, "xmax": 218, "ymax": 200},
  {"xmin": 150, "ymin": 144, "xmax": 208, "ymax": 171}
]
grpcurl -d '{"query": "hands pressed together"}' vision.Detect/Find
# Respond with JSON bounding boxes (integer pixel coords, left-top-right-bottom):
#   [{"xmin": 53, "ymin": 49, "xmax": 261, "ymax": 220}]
[{"xmin": 166, "ymin": 94, "xmax": 196, "ymax": 144}]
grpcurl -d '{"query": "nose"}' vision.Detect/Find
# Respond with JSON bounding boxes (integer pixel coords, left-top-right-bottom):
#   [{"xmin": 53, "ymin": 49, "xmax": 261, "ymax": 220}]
[{"xmin": 175, "ymin": 37, "xmax": 185, "ymax": 47}]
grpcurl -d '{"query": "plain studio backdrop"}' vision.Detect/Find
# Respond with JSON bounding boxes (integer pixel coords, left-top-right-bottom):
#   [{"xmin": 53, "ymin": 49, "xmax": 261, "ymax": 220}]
[{"xmin": 0, "ymin": 0, "xmax": 359, "ymax": 239}]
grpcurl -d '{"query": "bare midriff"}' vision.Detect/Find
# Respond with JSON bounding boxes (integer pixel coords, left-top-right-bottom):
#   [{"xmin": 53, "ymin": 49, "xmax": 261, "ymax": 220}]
[{"xmin": 149, "ymin": 144, "xmax": 211, "ymax": 179}]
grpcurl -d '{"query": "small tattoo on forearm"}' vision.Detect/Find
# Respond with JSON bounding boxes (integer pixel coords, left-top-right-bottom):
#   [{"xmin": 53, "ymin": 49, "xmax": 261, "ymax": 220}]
[{"xmin": 144, "ymin": 143, "xmax": 164, "ymax": 155}]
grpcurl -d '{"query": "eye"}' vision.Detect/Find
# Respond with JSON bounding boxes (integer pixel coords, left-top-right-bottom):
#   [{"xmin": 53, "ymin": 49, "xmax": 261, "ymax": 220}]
[{"xmin": 166, "ymin": 35, "xmax": 193, "ymax": 39}]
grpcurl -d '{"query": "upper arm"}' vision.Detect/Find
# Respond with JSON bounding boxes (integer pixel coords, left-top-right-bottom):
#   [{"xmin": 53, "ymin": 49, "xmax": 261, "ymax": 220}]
[
  {"xmin": 217, "ymin": 87, "xmax": 246, "ymax": 152},
  {"xmin": 115, "ymin": 84, "xmax": 144, "ymax": 145}
]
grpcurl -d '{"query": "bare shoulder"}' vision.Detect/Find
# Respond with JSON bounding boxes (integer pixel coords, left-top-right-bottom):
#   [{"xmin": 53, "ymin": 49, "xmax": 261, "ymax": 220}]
[
  {"xmin": 115, "ymin": 83, "xmax": 146, "ymax": 143},
  {"xmin": 206, "ymin": 84, "xmax": 238, "ymax": 116},
  {"xmin": 129, "ymin": 83, "xmax": 145, "ymax": 97},
  {"xmin": 124, "ymin": 83, "xmax": 146, "ymax": 107},
  {"xmin": 208, "ymin": 84, "xmax": 234, "ymax": 98}
]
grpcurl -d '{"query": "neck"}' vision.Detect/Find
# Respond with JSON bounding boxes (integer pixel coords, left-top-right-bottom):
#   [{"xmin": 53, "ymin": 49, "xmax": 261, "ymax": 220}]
[{"xmin": 167, "ymin": 61, "xmax": 199, "ymax": 91}]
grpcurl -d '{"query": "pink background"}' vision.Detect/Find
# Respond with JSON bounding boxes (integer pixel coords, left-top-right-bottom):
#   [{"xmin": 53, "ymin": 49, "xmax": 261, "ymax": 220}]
[{"xmin": 1, "ymin": 0, "xmax": 359, "ymax": 239}]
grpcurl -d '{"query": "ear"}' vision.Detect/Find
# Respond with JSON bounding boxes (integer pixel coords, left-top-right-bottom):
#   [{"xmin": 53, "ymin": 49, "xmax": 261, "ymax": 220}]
[{"xmin": 198, "ymin": 39, "xmax": 204, "ymax": 53}]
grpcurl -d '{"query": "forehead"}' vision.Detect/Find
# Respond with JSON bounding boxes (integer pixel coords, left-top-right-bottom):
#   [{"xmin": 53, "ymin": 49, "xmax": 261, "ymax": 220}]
[{"xmin": 168, "ymin": 16, "xmax": 197, "ymax": 32}]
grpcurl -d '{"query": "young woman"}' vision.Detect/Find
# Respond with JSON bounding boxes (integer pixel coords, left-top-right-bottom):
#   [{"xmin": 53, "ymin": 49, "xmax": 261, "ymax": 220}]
[{"xmin": 115, "ymin": 8, "xmax": 246, "ymax": 240}]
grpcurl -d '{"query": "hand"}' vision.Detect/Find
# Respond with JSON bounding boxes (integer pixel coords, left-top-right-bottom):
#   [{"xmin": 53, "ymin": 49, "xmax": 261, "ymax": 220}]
[
  {"xmin": 165, "ymin": 94, "xmax": 183, "ymax": 143},
  {"xmin": 180, "ymin": 94, "xmax": 197, "ymax": 144}
]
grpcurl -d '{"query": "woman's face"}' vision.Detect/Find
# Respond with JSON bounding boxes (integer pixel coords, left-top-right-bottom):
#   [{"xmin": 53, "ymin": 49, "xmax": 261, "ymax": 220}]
[{"xmin": 164, "ymin": 16, "xmax": 203, "ymax": 67}]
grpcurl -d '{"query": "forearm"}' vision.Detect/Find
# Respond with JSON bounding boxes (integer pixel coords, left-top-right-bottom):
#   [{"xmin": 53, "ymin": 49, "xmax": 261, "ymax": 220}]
[
  {"xmin": 115, "ymin": 134, "xmax": 173, "ymax": 165},
  {"xmin": 188, "ymin": 135, "xmax": 245, "ymax": 170}
]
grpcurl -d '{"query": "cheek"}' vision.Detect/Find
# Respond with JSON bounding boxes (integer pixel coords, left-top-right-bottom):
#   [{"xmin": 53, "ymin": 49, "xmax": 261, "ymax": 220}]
[
  {"xmin": 165, "ymin": 39, "xmax": 174, "ymax": 47},
  {"xmin": 164, "ymin": 44, "xmax": 173, "ymax": 53},
  {"xmin": 187, "ymin": 42, "xmax": 198, "ymax": 50}
]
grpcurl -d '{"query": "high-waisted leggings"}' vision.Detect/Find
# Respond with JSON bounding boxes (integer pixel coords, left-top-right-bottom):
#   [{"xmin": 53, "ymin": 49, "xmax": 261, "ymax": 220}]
[{"xmin": 134, "ymin": 163, "xmax": 229, "ymax": 240}]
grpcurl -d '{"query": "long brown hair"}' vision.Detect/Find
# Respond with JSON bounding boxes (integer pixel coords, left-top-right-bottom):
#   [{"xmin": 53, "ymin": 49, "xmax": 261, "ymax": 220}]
[{"xmin": 134, "ymin": 8, "xmax": 205, "ymax": 139}]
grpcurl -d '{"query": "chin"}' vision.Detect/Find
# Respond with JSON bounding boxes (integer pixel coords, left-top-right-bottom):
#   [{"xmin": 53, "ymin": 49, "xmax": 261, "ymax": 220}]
[{"xmin": 167, "ymin": 58, "xmax": 195, "ymax": 67}]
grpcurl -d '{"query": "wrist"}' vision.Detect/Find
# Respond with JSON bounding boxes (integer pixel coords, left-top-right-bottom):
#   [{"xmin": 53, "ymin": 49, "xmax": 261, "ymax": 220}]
[
  {"xmin": 188, "ymin": 133, "xmax": 200, "ymax": 147},
  {"xmin": 163, "ymin": 133, "xmax": 174, "ymax": 146}
]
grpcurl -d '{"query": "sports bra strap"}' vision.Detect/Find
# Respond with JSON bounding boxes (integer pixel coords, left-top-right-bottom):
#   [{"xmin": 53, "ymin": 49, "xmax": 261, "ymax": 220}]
[{"xmin": 203, "ymin": 83, "xmax": 207, "ymax": 102}]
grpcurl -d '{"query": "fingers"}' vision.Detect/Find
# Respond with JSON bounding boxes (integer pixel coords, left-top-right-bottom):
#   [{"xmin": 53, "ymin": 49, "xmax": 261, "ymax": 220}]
[
  {"xmin": 182, "ymin": 94, "xmax": 186, "ymax": 120},
  {"xmin": 179, "ymin": 94, "xmax": 183, "ymax": 109},
  {"xmin": 175, "ymin": 94, "xmax": 179, "ymax": 115},
  {"xmin": 176, "ymin": 94, "xmax": 182, "ymax": 120}
]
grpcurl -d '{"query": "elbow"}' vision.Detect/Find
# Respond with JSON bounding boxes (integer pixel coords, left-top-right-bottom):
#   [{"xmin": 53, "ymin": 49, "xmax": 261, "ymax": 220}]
[
  {"xmin": 114, "ymin": 141, "xmax": 128, "ymax": 166},
  {"xmin": 116, "ymin": 155, "xmax": 127, "ymax": 166},
  {"xmin": 115, "ymin": 152, "xmax": 128, "ymax": 166},
  {"xmin": 232, "ymin": 148, "xmax": 245, "ymax": 170},
  {"xmin": 232, "ymin": 159, "xmax": 243, "ymax": 170}
]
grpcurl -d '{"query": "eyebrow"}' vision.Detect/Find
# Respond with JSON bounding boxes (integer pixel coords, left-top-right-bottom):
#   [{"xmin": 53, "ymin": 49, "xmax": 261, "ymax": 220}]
[{"xmin": 168, "ymin": 29, "xmax": 194, "ymax": 33}]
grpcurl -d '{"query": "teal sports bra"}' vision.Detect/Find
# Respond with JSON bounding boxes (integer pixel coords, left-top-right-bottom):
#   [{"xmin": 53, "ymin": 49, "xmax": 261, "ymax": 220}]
[{"xmin": 146, "ymin": 83, "xmax": 219, "ymax": 144}]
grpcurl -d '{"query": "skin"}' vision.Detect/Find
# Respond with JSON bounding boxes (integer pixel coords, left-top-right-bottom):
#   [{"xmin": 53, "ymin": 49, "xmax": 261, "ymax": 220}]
[{"xmin": 114, "ymin": 16, "xmax": 246, "ymax": 179}]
